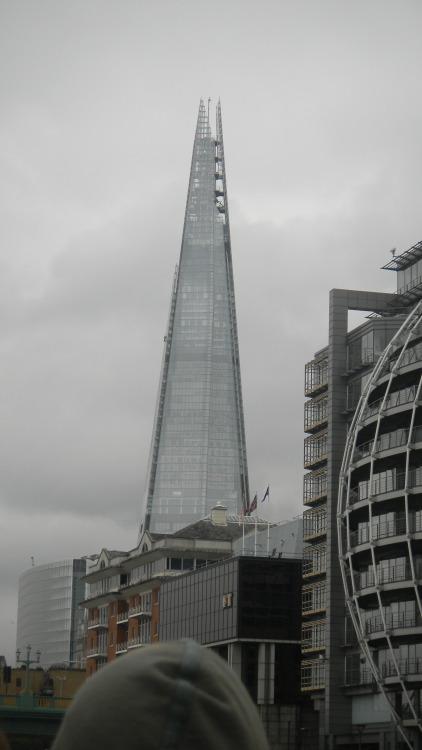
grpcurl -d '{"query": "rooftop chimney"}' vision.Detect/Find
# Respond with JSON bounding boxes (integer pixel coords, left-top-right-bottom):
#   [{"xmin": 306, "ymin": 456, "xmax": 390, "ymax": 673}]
[{"xmin": 210, "ymin": 503, "xmax": 228, "ymax": 526}]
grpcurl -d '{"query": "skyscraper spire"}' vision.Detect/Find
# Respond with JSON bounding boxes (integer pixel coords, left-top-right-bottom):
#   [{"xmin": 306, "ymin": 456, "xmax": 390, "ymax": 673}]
[{"xmin": 140, "ymin": 100, "xmax": 250, "ymax": 535}]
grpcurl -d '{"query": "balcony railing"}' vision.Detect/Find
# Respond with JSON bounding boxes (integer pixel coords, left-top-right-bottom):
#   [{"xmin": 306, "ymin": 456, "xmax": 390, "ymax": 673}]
[
  {"xmin": 115, "ymin": 641, "xmax": 128, "ymax": 654},
  {"xmin": 345, "ymin": 668, "xmax": 376, "ymax": 686},
  {"xmin": 303, "ymin": 547, "xmax": 327, "ymax": 577},
  {"xmin": 304, "ymin": 358, "xmax": 328, "ymax": 397},
  {"xmin": 301, "ymin": 660, "xmax": 325, "ymax": 691},
  {"xmin": 346, "ymin": 347, "xmax": 376, "ymax": 374},
  {"xmin": 361, "ymin": 385, "xmax": 417, "ymax": 421},
  {"xmin": 304, "ymin": 433, "xmax": 328, "ymax": 469},
  {"xmin": 349, "ymin": 516, "xmax": 407, "ymax": 546},
  {"xmin": 364, "ymin": 611, "xmax": 422, "ymax": 635},
  {"xmin": 303, "ymin": 511, "xmax": 327, "ymax": 540},
  {"xmin": 349, "ymin": 467, "xmax": 422, "ymax": 504},
  {"xmin": 303, "ymin": 469, "xmax": 327, "ymax": 504},
  {"xmin": 382, "ymin": 658, "xmax": 422, "ymax": 678},
  {"xmin": 87, "ymin": 618, "xmax": 108, "ymax": 630},
  {"xmin": 304, "ymin": 397, "xmax": 328, "ymax": 432},
  {"xmin": 127, "ymin": 635, "xmax": 150, "ymax": 649},
  {"xmin": 128, "ymin": 605, "xmax": 152, "ymax": 618},
  {"xmin": 354, "ymin": 562, "xmax": 413, "ymax": 591},
  {"xmin": 386, "ymin": 342, "xmax": 422, "ymax": 374},
  {"xmin": 117, "ymin": 610, "xmax": 129, "ymax": 623},
  {"xmin": 87, "ymin": 645, "xmax": 107, "ymax": 658},
  {"xmin": 353, "ymin": 426, "xmax": 422, "ymax": 462}
]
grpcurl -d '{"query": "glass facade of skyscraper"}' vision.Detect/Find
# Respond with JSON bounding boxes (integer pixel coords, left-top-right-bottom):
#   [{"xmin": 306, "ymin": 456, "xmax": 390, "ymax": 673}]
[{"xmin": 141, "ymin": 101, "xmax": 249, "ymax": 534}]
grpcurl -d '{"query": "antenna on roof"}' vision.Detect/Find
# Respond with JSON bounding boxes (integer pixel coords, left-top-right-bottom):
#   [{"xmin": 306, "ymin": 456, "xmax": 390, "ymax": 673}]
[{"xmin": 390, "ymin": 248, "xmax": 396, "ymax": 257}]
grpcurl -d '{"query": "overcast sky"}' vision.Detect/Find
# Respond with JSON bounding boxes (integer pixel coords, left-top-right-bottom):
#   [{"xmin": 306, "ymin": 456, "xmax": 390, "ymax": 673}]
[{"xmin": 1, "ymin": 0, "xmax": 421, "ymax": 663}]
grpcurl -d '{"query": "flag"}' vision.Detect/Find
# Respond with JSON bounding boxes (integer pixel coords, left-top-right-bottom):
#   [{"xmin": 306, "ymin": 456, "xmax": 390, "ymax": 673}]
[
  {"xmin": 262, "ymin": 485, "xmax": 269, "ymax": 503},
  {"xmin": 247, "ymin": 493, "xmax": 257, "ymax": 515}
]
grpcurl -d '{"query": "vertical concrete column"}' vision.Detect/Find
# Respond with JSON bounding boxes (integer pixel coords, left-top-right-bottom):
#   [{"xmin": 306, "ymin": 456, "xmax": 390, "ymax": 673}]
[
  {"xmin": 228, "ymin": 642, "xmax": 242, "ymax": 679},
  {"xmin": 325, "ymin": 289, "xmax": 396, "ymax": 748},
  {"xmin": 257, "ymin": 642, "xmax": 275, "ymax": 705}
]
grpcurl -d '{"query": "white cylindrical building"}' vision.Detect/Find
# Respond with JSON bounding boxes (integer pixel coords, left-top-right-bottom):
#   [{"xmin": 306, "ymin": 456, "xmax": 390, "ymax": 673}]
[{"xmin": 16, "ymin": 558, "xmax": 87, "ymax": 668}]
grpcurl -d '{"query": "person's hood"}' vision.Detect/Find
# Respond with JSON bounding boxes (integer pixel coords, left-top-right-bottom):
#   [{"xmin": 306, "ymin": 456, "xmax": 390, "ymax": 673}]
[{"xmin": 52, "ymin": 640, "xmax": 270, "ymax": 750}]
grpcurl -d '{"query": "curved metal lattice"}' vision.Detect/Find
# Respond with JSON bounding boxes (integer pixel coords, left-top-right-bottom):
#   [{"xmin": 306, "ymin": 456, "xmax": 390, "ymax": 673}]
[{"xmin": 338, "ymin": 300, "xmax": 422, "ymax": 748}]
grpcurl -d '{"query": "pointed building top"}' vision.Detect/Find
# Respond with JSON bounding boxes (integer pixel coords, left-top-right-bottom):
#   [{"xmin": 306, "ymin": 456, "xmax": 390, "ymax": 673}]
[{"xmin": 196, "ymin": 98, "xmax": 212, "ymax": 139}]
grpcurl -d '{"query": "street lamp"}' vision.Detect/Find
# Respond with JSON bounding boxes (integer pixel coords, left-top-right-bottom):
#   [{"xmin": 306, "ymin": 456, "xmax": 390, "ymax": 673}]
[
  {"xmin": 357, "ymin": 724, "xmax": 365, "ymax": 750},
  {"xmin": 16, "ymin": 645, "xmax": 41, "ymax": 699}
]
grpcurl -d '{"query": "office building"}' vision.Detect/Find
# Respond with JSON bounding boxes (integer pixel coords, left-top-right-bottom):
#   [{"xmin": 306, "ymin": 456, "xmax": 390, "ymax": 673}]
[
  {"xmin": 16, "ymin": 559, "xmax": 87, "ymax": 669},
  {"xmin": 159, "ymin": 554, "xmax": 309, "ymax": 747},
  {"xmin": 82, "ymin": 504, "xmax": 271, "ymax": 674},
  {"xmin": 303, "ymin": 240, "xmax": 422, "ymax": 749},
  {"xmin": 140, "ymin": 100, "xmax": 249, "ymax": 535}
]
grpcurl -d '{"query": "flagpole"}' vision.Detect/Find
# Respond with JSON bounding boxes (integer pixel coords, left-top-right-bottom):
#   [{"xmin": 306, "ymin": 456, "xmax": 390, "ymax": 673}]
[
  {"xmin": 242, "ymin": 510, "xmax": 245, "ymax": 554},
  {"xmin": 254, "ymin": 496, "xmax": 258, "ymax": 557}
]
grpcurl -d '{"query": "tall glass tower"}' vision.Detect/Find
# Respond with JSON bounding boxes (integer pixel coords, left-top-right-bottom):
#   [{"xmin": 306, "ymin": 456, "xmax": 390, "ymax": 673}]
[{"xmin": 140, "ymin": 100, "xmax": 249, "ymax": 535}]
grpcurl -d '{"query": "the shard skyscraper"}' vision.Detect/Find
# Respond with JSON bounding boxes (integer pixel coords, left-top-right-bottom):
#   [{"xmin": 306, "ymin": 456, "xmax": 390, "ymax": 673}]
[{"xmin": 140, "ymin": 100, "xmax": 250, "ymax": 535}]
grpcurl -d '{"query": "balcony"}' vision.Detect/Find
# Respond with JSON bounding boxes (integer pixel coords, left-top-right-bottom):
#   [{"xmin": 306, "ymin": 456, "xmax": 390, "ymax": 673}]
[
  {"xmin": 303, "ymin": 509, "xmax": 327, "ymax": 541},
  {"xmin": 304, "ymin": 357, "xmax": 328, "ymax": 398},
  {"xmin": 344, "ymin": 668, "xmax": 376, "ymax": 686},
  {"xmin": 302, "ymin": 583, "xmax": 326, "ymax": 614},
  {"xmin": 303, "ymin": 545, "xmax": 326, "ymax": 578},
  {"xmin": 304, "ymin": 396, "xmax": 328, "ymax": 434},
  {"xmin": 354, "ymin": 562, "xmax": 413, "ymax": 592},
  {"xmin": 353, "ymin": 425, "xmax": 422, "ymax": 463},
  {"xmin": 365, "ymin": 610, "xmax": 422, "ymax": 636},
  {"xmin": 344, "ymin": 348, "xmax": 376, "ymax": 376},
  {"xmin": 115, "ymin": 641, "xmax": 128, "ymax": 654},
  {"xmin": 117, "ymin": 610, "xmax": 129, "ymax": 623},
  {"xmin": 304, "ymin": 431, "xmax": 328, "ymax": 470},
  {"xmin": 349, "ymin": 467, "xmax": 422, "ymax": 505},
  {"xmin": 382, "ymin": 658, "xmax": 422, "ymax": 679},
  {"xmin": 128, "ymin": 604, "xmax": 152, "ymax": 619},
  {"xmin": 361, "ymin": 385, "xmax": 417, "ymax": 422},
  {"xmin": 301, "ymin": 659, "xmax": 325, "ymax": 691},
  {"xmin": 349, "ymin": 516, "xmax": 407, "ymax": 547},
  {"xmin": 302, "ymin": 619, "xmax": 326, "ymax": 652},
  {"xmin": 87, "ymin": 645, "xmax": 107, "ymax": 659},
  {"xmin": 381, "ymin": 341, "xmax": 422, "ymax": 377},
  {"xmin": 87, "ymin": 618, "xmax": 108, "ymax": 630},
  {"xmin": 127, "ymin": 636, "xmax": 150, "ymax": 649},
  {"xmin": 303, "ymin": 468, "xmax": 327, "ymax": 505}
]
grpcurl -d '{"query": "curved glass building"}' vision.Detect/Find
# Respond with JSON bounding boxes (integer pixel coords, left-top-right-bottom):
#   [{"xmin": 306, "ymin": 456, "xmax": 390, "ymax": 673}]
[
  {"xmin": 16, "ymin": 559, "xmax": 87, "ymax": 668},
  {"xmin": 140, "ymin": 101, "xmax": 249, "ymax": 535},
  {"xmin": 339, "ymin": 300, "xmax": 422, "ymax": 747}
]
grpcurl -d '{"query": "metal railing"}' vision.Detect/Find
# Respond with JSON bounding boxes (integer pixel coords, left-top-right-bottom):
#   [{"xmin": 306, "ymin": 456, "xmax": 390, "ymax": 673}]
[
  {"xmin": 354, "ymin": 562, "xmax": 412, "ymax": 591},
  {"xmin": 115, "ymin": 641, "xmax": 128, "ymax": 654},
  {"xmin": 0, "ymin": 694, "xmax": 72, "ymax": 709},
  {"xmin": 128, "ymin": 605, "xmax": 152, "ymax": 618},
  {"xmin": 353, "ymin": 426, "xmax": 422, "ymax": 462},
  {"xmin": 349, "ymin": 516, "xmax": 407, "ymax": 546},
  {"xmin": 349, "ymin": 467, "xmax": 422, "ymax": 504},
  {"xmin": 87, "ymin": 617, "xmax": 108, "ymax": 629},
  {"xmin": 364, "ymin": 611, "xmax": 422, "ymax": 635},
  {"xmin": 345, "ymin": 668, "xmax": 376, "ymax": 686},
  {"xmin": 382, "ymin": 658, "xmax": 422, "ymax": 678},
  {"xmin": 362, "ymin": 385, "xmax": 417, "ymax": 421}
]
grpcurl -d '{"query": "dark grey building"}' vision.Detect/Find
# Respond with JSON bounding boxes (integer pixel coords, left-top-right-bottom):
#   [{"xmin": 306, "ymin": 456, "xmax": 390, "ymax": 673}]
[
  {"xmin": 303, "ymin": 240, "xmax": 422, "ymax": 749},
  {"xmin": 159, "ymin": 555, "xmax": 313, "ymax": 748},
  {"xmin": 140, "ymin": 100, "xmax": 249, "ymax": 536}
]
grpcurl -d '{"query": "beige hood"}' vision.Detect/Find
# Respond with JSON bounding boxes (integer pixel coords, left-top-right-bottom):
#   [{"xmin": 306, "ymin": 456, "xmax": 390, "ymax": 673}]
[{"xmin": 52, "ymin": 641, "xmax": 270, "ymax": 750}]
